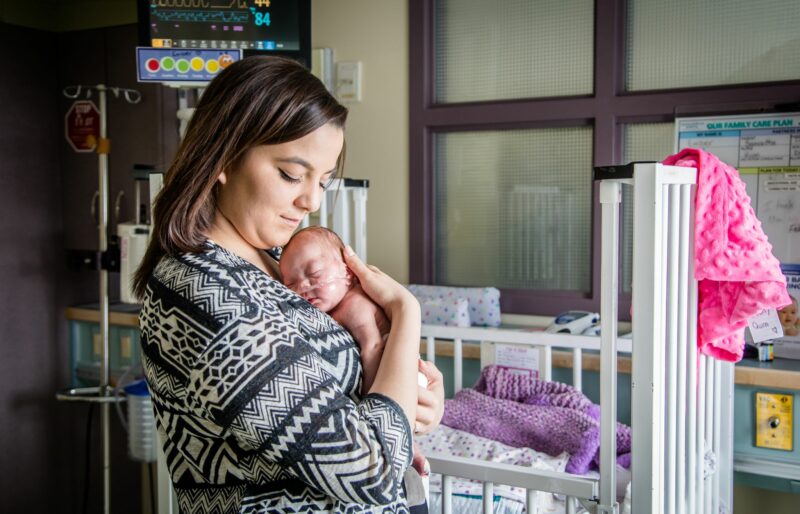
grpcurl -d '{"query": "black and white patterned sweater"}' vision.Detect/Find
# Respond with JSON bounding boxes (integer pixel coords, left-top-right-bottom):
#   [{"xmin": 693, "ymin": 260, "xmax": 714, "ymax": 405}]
[{"xmin": 139, "ymin": 242, "xmax": 413, "ymax": 513}]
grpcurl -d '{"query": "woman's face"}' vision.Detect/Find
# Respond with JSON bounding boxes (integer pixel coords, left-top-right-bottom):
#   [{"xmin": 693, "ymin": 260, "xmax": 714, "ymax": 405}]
[{"xmin": 215, "ymin": 123, "xmax": 344, "ymax": 250}]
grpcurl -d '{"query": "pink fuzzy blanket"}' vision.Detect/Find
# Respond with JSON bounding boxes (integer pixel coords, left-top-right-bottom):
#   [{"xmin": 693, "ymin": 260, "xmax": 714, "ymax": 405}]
[{"xmin": 663, "ymin": 148, "xmax": 791, "ymax": 362}]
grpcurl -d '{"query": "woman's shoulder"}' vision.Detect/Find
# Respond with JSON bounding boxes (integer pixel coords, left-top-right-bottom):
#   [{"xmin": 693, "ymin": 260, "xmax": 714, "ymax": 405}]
[{"xmin": 146, "ymin": 245, "xmax": 285, "ymax": 328}]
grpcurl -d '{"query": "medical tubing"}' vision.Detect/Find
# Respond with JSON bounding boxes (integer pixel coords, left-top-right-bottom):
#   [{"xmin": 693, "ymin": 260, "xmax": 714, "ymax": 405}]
[
  {"xmin": 112, "ymin": 364, "xmax": 142, "ymax": 433},
  {"xmin": 294, "ymin": 274, "xmax": 350, "ymax": 296}
]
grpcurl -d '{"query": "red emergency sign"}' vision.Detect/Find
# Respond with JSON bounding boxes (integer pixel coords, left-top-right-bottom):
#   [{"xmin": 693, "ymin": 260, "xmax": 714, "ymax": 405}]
[{"xmin": 65, "ymin": 100, "xmax": 100, "ymax": 153}]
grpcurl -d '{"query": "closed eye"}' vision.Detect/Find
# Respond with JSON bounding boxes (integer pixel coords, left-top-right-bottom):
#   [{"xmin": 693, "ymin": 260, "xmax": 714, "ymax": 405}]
[
  {"xmin": 279, "ymin": 168, "xmax": 301, "ymax": 184},
  {"xmin": 320, "ymin": 173, "xmax": 336, "ymax": 190}
]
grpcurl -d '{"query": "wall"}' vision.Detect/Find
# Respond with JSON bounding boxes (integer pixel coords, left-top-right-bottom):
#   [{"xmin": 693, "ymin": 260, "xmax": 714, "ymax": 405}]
[
  {"xmin": 311, "ymin": 0, "xmax": 411, "ymax": 282},
  {"xmin": 0, "ymin": 22, "xmax": 66, "ymax": 513},
  {"xmin": 0, "ymin": 18, "xmax": 178, "ymax": 513}
]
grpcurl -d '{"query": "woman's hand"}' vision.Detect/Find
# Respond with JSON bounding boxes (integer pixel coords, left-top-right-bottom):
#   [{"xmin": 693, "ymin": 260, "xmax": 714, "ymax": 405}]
[
  {"xmin": 414, "ymin": 360, "xmax": 445, "ymax": 435},
  {"xmin": 342, "ymin": 246, "xmax": 419, "ymax": 321}
]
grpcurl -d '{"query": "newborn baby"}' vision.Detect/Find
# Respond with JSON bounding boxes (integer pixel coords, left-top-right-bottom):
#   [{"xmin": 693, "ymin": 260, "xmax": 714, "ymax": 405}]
[{"xmin": 280, "ymin": 226, "xmax": 428, "ymax": 474}]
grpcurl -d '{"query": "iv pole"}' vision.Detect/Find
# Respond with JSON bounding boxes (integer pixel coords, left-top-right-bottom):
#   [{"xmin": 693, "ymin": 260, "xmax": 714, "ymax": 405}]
[{"xmin": 57, "ymin": 83, "xmax": 141, "ymax": 514}]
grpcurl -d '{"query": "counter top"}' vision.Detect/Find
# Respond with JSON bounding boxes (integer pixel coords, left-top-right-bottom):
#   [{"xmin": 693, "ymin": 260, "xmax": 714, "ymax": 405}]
[
  {"xmin": 65, "ymin": 306, "xmax": 800, "ymax": 390},
  {"xmin": 65, "ymin": 303, "xmax": 140, "ymax": 327},
  {"xmin": 417, "ymin": 340, "xmax": 800, "ymax": 391}
]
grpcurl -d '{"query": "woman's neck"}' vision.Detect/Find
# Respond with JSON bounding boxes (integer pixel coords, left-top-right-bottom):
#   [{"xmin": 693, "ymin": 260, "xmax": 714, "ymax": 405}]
[{"xmin": 206, "ymin": 210, "xmax": 276, "ymax": 278}]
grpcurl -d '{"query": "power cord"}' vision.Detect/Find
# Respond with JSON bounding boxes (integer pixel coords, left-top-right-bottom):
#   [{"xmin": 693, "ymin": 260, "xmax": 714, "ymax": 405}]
[
  {"xmin": 82, "ymin": 403, "xmax": 95, "ymax": 514},
  {"xmin": 148, "ymin": 462, "xmax": 156, "ymax": 514}
]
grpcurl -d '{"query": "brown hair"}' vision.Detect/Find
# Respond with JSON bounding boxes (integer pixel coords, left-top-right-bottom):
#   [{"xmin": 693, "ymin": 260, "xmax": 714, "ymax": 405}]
[{"xmin": 133, "ymin": 56, "xmax": 348, "ymax": 298}]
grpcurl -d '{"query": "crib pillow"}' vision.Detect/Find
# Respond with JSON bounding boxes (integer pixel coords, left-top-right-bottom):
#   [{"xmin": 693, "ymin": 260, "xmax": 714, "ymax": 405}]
[
  {"xmin": 408, "ymin": 284, "xmax": 501, "ymax": 327},
  {"xmin": 418, "ymin": 296, "xmax": 471, "ymax": 327}
]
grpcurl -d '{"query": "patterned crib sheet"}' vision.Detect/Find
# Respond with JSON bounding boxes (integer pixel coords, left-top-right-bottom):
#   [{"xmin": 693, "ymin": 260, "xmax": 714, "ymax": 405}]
[
  {"xmin": 417, "ymin": 425, "xmax": 568, "ymax": 511},
  {"xmin": 417, "ymin": 426, "xmax": 632, "ymax": 514}
]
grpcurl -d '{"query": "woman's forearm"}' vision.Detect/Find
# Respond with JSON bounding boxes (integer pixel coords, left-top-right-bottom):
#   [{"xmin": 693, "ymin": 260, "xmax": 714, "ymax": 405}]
[{"xmin": 367, "ymin": 300, "xmax": 421, "ymax": 423}]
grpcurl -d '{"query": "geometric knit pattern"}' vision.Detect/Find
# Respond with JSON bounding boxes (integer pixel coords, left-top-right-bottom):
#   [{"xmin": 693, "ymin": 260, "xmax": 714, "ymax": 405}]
[{"xmin": 139, "ymin": 241, "xmax": 413, "ymax": 513}]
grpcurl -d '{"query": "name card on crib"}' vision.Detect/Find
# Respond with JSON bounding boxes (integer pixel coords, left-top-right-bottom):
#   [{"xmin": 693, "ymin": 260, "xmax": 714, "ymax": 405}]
[
  {"xmin": 494, "ymin": 344, "xmax": 540, "ymax": 378},
  {"xmin": 747, "ymin": 308, "xmax": 784, "ymax": 344}
]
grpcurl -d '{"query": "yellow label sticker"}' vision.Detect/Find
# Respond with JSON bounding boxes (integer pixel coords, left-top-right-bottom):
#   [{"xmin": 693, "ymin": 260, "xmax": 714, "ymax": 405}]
[
  {"xmin": 120, "ymin": 336, "xmax": 132, "ymax": 360},
  {"xmin": 755, "ymin": 392, "xmax": 793, "ymax": 451},
  {"xmin": 92, "ymin": 333, "xmax": 101, "ymax": 358}
]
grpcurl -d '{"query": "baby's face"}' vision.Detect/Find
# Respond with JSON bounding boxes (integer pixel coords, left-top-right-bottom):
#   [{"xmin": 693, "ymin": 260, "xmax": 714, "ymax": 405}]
[
  {"xmin": 280, "ymin": 235, "xmax": 350, "ymax": 312},
  {"xmin": 779, "ymin": 302, "xmax": 798, "ymax": 327}
]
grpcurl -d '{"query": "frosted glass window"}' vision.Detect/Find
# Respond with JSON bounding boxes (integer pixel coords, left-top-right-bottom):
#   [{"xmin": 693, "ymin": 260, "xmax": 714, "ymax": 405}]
[
  {"xmin": 621, "ymin": 123, "xmax": 675, "ymax": 293},
  {"xmin": 435, "ymin": 127, "xmax": 593, "ymax": 291},
  {"xmin": 627, "ymin": 0, "xmax": 800, "ymax": 91},
  {"xmin": 435, "ymin": 0, "xmax": 594, "ymax": 103}
]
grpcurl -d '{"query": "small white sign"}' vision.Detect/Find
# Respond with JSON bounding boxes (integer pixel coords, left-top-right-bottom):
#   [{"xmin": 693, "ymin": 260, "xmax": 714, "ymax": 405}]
[
  {"xmin": 495, "ymin": 344, "xmax": 540, "ymax": 377},
  {"xmin": 747, "ymin": 308, "xmax": 784, "ymax": 343},
  {"xmin": 335, "ymin": 61, "xmax": 362, "ymax": 102}
]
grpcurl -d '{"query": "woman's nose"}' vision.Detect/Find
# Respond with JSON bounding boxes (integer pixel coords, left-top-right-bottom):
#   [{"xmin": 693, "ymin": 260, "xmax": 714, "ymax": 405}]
[{"xmin": 295, "ymin": 181, "xmax": 323, "ymax": 213}]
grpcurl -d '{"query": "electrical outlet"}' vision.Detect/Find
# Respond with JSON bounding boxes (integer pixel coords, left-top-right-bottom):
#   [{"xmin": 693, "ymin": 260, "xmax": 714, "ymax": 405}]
[{"xmin": 755, "ymin": 392, "xmax": 793, "ymax": 451}]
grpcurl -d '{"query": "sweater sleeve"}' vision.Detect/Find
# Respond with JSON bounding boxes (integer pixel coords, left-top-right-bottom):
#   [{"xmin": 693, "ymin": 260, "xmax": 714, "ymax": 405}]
[{"xmin": 185, "ymin": 303, "xmax": 413, "ymax": 506}]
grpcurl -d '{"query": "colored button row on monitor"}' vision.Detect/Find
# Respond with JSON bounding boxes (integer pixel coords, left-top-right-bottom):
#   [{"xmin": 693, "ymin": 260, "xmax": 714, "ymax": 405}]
[{"xmin": 145, "ymin": 55, "xmax": 233, "ymax": 75}]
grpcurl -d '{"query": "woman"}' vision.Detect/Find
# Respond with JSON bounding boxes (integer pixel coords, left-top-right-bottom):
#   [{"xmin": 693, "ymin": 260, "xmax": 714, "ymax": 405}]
[{"xmin": 133, "ymin": 56, "xmax": 444, "ymax": 513}]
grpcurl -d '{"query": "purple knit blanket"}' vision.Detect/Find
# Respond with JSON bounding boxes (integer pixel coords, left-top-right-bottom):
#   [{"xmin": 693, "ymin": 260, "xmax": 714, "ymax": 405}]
[{"xmin": 442, "ymin": 365, "xmax": 631, "ymax": 474}]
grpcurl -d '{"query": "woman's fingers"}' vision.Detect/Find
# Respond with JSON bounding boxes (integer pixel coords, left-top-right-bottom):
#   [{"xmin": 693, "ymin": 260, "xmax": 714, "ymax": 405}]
[
  {"xmin": 415, "ymin": 390, "xmax": 436, "ymax": 434},
  {"xmin": 342, "ymin": 245, "xmax": 367, "ymax": 275},
  {"xmin": 341, "ymin": 246, "xmax": 417, "ymax": 318},
  {"xmin": 415, "ymin": 361, "xmax": 445, "ymax": 435},
  {"xmin": 419, "ymin": 359, "xmax": 443, "ymax": 385}
]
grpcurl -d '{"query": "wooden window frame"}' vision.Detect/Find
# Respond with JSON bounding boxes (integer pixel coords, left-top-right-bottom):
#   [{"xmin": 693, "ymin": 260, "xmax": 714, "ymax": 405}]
[{"xmin": 409, "ymin": 0, "xmax": 800, "ymax": 316}]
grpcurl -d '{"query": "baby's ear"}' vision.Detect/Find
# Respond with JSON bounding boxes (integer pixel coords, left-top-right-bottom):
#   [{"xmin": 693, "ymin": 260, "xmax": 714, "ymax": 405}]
[{"xmin": 344, "ymin": 266, "xmax": 358, "ymax": 286}]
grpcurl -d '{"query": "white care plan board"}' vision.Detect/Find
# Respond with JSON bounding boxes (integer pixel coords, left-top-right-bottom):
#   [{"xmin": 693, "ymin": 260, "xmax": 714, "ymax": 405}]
[{"xmin": 676, "ymin": 113, "xmax": 800, "ymax": 265}]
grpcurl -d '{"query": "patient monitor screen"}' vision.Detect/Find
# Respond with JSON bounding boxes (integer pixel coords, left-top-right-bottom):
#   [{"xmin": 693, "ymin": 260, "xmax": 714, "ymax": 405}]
[{"xmin": 144, "ymin": 1, "xmax": 301, "ymax": 51}]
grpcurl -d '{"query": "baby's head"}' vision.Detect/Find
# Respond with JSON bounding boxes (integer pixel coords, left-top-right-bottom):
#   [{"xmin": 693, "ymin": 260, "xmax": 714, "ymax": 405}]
[{"xmin": 280, "ymin": 226, "xmax": 353, "ymax": 312}]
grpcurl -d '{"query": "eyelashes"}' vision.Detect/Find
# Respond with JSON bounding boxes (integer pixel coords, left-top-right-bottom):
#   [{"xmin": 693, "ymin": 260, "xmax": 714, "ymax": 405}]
[
  {"xmin": 321, "ymin": 173, "xmax": 336, "ymax": 191},
  {"xmin": 279, "ymin": 169, "xmax": 301, "ymax": 184},
  {"xmin": 279, "ymin": 168, "xmax": 337, "ymax": 190}
]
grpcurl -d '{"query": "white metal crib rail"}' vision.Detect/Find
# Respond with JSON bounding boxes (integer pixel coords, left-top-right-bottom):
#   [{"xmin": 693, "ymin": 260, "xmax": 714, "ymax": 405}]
[
  {"xmin": 421, "ymin": 163, "xmax": 734, "ymax": 514},
  {"xmin": 301, "ymin": 177, "xmax": 369, "ymax": 260},
  {"xmin": 623, "ymin": 163, "xmax": 734, "ymax": 514},
  {"xmin": 421, "ymin": 324, "xmax": 632, "ymax": 513}
]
